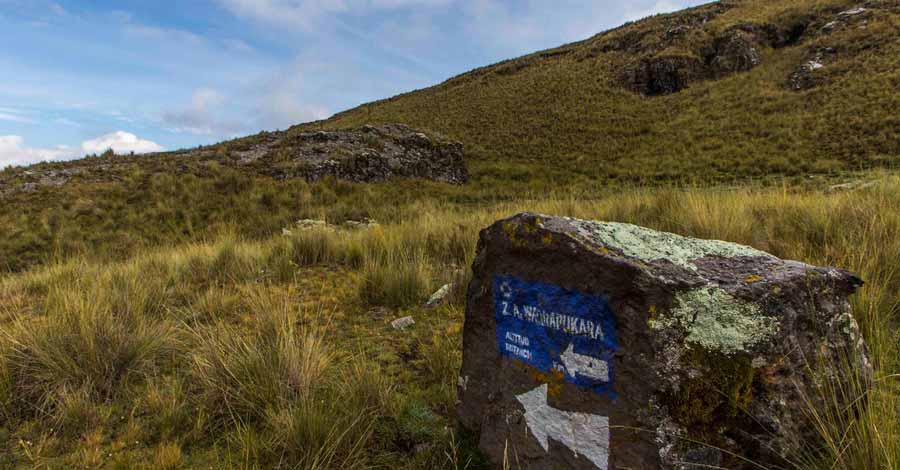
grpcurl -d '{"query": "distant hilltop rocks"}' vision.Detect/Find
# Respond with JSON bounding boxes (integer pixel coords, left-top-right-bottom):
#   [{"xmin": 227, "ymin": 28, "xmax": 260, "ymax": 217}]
[
  {"xmin": 219, "ymin": 124, "xmax": 468, "ymax": 185},
  {"xmin": 618, "ymin": 2, "xmax": 891, "ymax": 95},
  {"xmin": 0, "ymin": 124, "xmax": 468, "ymax": 198}
]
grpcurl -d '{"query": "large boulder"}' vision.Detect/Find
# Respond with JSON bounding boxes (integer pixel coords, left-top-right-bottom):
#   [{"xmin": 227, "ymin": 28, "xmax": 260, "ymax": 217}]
[
  {"xmin": 238, "ymin": 124, "xmax": 469, "ymax": 185},
  {"xmin": 457, "ymin": 213, "xmax": 870, "ymax": 469}
]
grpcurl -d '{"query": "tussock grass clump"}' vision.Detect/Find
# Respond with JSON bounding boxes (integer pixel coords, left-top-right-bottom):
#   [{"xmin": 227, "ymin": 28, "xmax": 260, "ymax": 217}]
[
  {"xmin": 152, "ymin": 441, "xmax": 184, "ymax": 470},
  {"xmin": 176, "ymin": 285, "xmax": 246, "ymax": 324},
  {"xmin": 289, "ymin": 228, "xmax": 343, "ymax": 267},
  {"xmin": 0, "ymin": 283, "xmax": 171, "ymax": 419},
  {"xmin": 258, "ymin": 396, "xmax": 375, "ymax": 470},
  {"xmin": 208, "ymin": 240, "xmax": 263, "ymax": 285},
  {"xmin": 264, "ymin": 238, "xmax": 299, "ymax": 283},
  {"xmin": 190, "ymin": 294, "xmax": 392, "ymax": 468},
  {"xmin": 106, "ymin": 258, "xmax": 174, "ymax": 318},
  {"xmin": 143, "ymin": 376, "xmax": 197, "ymax": 443},
  {"xmin": 358, "ymin": 255, "xmax": 434, "ymax": 309},
  {"xmin": 416, "ymin": 327, "xmax": 464, "ymax": 411},
  {"xmin": 190, "ymin": 307, "xmax": 331, "ymax": 427}
]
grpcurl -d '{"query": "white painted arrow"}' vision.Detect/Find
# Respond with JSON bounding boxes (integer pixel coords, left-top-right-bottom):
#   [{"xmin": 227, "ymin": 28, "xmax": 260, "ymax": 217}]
[
  {"xmin": 560, "ymin": 344, "xmax": 610, "ymax": 382},
  {"xmin": 516, "ymin": 384, "xmax": 610, "ymax": 469}
]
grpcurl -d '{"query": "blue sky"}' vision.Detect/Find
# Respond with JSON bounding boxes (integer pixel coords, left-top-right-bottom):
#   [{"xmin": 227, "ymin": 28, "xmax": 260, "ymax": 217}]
[{"xmin": 0, "ymin": 0, "xmax": 706, "ymax": 167}]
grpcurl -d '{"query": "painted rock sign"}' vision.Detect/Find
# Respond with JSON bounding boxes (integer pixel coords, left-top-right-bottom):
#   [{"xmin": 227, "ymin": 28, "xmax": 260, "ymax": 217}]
[
  {"xmin": 494, "ymin": 275, "xmax": 618, "ymax": 397},
  {"xmin": 457, "ymin": 213, "xmax": 870, "ymax": 469}
]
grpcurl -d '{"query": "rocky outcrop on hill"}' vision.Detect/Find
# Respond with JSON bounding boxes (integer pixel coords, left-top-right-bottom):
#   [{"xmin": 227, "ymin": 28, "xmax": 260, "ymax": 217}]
[
  {"xmin": 621, "ymin": 22, "xmax": 783, "ymax": 96},
  {"xmin": 617, "ymin": 1, "xmax": 894, "ymax": 96},
  {"xmin": 0, "ymin": 167, "xmax": 97, "ymax": 198},
  {"xmin": 787, "ymin": 4, "xmax": 891, "ymax": 91},
  {"xmin": 229, "ymin": 124, "xmax": 467, "ymax": 184},
  {"xmin": 789, "ymin": 46, "xmax": 837, "ymax": 90},
  {"xmin": 621, "ymin": 55, "xmax": 705, "ymax": 96},
  {"xmin": 0, "ymin": 124, "xmax": 467, "ymax": 198},
  {"xmin": 707, "ymin": 26, "xmax": 764, "ymax": 75}
]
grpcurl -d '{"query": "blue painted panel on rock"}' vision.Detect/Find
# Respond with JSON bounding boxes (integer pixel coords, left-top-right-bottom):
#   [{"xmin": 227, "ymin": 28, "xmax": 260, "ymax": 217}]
[{"xmin": 493, "ymin": 274, "xmax": 618, "ymax": 397}]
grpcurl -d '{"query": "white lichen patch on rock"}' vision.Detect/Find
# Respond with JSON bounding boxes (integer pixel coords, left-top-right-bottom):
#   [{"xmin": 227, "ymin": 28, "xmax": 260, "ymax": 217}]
[
  {"xmin": 653, "ymin": 286, "xmax": 779, "ymax": 354},
  {"xmin": 559, "ymin": 218, "xmax": 772, "ymax": 270}
]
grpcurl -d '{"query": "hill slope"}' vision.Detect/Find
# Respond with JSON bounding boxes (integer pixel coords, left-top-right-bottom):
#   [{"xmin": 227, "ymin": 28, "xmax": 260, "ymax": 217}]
[
  {"xmin": 1, "ymin": 0, "xmax": 898, "ymax": 272},
  {"xmin": 0, "ymin": 3, "xmax": 898, "ymax": 468},
  {"xmin": 306, "ymin": 0, "xmax": 899, "ymax": 183}
]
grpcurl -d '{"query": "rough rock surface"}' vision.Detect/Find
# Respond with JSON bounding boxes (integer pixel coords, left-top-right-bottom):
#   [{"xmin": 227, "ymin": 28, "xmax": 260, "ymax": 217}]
[
  {"xmin": 622, "ymin": 55, "xmax": 705, "ymax": 96},
  {"xmin": 457, "ymin": 213, "xmax": 870, "ymax": 469},
  {"xmin": 425, "ymin": 283, "xmax": 454, "ymax": 309},
  {"xmin": 787, "ymin": 3, "xmax": 884, "ymax": 91},
  {"xmin": 391, "ymin": 316, "xmax": 416, "ymax": 331},
  {"xmin": 707, "ymin": 26, "xmax": 763, "ymax": 75},
  {"xmin": 789, "ymin": 46, "xmax": 836, "ymax": 91},
  {"xmin": 621, "ymin": 23, "xmax": 771, "ymax": 96},
  {"xmin": 231, "ymin": 124, "xmax": 468, "ymax": 184},
  {"xmin": 611, "ymin": 0, "xmax": 886, "ymax": 97}
]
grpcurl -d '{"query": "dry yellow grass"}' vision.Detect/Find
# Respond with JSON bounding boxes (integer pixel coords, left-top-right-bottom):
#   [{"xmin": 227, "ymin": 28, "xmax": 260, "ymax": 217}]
[{"xmin": 0, "ymin": 172, "xmax": 897, "ymax": 468}]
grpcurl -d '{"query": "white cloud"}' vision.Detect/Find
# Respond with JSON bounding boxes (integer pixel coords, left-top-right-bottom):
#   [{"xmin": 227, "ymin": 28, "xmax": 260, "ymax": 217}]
[
  {"xmin": 218, "ymin": 0, "xmax": 453, "ymax": 30},
  {"xmin": 462, "ymin": 0, "xmax": 545, "ymax": 47},
  {"xmin": 49, "ymin": 2, "xmax": 67, "ymax": 16},
  {"xmin": 162, "ymin": 88, "xmax": 246, "ymax": 136},
  {"xmin": 217, "ymin": 0, "xmax": 339, "ymax": 30},
  {"xmin": 0, "ymin": 132, "xmax": 163, "ymax": 168},
  {"xmin": 81, "ymin": 131, "xmax": 164, "ymax": 155},
  {"xmin": 53, "ymin": 117, "xmax": 79, "ymax": 126},
  {"xmin": 459, "ymin": 1, "xmax": 699, "ymax": 56},
  {"xmin": 0, "ymin": 107, "xmax": 36, "ymax": 124},
  {"xmin": 223, "ymin": 38, "xmax": 255, "ymax": 53},
  {"xmin": 123, "ymin": 23, "xmax": 205, "ymax": 46},
  {"xmin": 0, "ymin": 135, "xmax": 71, "ymax": 168},
  {"xmin": 0, "ymin": 112, "xmax": 35, "ymax": 124},
  {"xmin": 623, "ymin": 0, "xmax": 683, "ymax": 22},
  {"xmin": 256, "ymin": 61, "xmax": 332, "ymax": 129}
]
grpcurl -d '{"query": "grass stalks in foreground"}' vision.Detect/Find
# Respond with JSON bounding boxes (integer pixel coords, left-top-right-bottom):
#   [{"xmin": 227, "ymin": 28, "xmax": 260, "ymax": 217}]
[
  {"xmin": 1, "ymin": 281, "xmax": 171, "ymax": 422},
  {"xmin": 794, "ymin": 357, "xmax": 900, "ymax": 470},
  {"xmin": 0, "ymin": 173, "xmax": 897, "ymax": 468},
  {"xmin": 189, "ymin": 294, "xmax": 391, "ymax": 469}
]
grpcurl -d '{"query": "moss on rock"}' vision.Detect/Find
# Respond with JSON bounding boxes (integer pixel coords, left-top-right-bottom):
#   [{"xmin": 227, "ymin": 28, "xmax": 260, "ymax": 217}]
[
  {"xmin": 565, "ymin": 219, "xmax": 772, "ymax": 270},
  {"xmin": 652, "ymin": 286, "xmax": 779, "ymax": 355}
]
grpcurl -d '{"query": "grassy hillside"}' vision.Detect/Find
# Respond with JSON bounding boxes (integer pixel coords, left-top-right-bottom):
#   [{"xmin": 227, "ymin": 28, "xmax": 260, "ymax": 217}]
[
  {"xmin": 312, "ymin": 0, "xmax": 899, "ymax": 183},
  {"xmin": 1, "ymin": 0, "xmax": 898, "ymax": 273},
  {"xmin": 1, "ymin": 174, "xmax": 897, "ymax": 469},
  {"xmin": 0, "ymin": 2, "xmax": 898, "ymax": 467}
]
